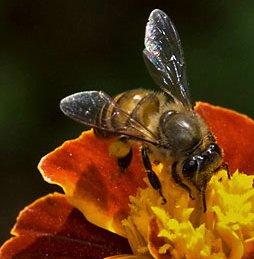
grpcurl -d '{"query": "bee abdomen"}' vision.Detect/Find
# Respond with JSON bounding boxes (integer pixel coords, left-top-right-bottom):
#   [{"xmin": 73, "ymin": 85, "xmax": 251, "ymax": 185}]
[
  {"xmin": 94, "ymin": 89, "xmax": 160, "ymax": 138},
  {"xmin": 114, "ymin": 89, "xmax": 160, "ymax": 126}
]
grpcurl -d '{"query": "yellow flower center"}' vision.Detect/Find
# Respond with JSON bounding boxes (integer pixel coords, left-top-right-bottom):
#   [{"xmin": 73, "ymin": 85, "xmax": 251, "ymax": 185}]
[{"xmin": 122, "ymin": 166, "xmax": 254, "ymax": 259}]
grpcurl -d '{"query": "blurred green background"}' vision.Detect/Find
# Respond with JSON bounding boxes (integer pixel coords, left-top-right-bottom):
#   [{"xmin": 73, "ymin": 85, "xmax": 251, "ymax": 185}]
[{"xmin": 1, "ymin": 0, "xmax": 253, "ymax": 244}]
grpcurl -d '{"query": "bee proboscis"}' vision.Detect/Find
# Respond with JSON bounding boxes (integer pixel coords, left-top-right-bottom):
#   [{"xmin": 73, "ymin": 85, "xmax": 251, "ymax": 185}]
[{"xmin": 60, "ymin": 9, "xmax": 228, "ymax": 212}]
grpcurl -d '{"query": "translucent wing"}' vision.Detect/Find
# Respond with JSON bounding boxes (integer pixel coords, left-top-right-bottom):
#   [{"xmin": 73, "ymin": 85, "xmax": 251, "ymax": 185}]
[
  {"xmin": 143, "ymin": 9, "xmax": 192, "ymax": 109},
  {"xmin": 60, "ymin": 91, "xmax": 158, "ymax": 145}
]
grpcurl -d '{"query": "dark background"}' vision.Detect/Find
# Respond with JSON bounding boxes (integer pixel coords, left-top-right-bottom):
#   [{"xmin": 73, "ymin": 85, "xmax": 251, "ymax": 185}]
[{"xmin": 1, "ymin": 0, "xmax": 254, "ymax": 244}]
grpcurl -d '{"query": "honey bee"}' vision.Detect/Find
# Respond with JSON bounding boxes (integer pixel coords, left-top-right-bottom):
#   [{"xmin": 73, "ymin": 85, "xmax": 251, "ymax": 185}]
[{"xmin": 60, "ymin": 9, "xmax": 227, "ymax": 212}]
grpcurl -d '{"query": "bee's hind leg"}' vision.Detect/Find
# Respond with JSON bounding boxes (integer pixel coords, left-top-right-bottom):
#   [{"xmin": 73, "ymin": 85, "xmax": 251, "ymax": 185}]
[
  {"xmin": 141, "ymin": 147, "xmax": 166, "ymax": 204},
  {"xmin": 117, "ymin": 148, "xmax": 133, "ymax": 173},
  {"xmin": 109, "ymin": 136, "xmax": 133, "ymax": 176}
]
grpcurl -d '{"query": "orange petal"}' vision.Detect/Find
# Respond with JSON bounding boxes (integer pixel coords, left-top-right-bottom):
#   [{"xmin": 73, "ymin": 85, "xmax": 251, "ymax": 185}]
[
  {"xmin": 244, "ymin": 239, "xmax": 254, "ymax": 259},
  {"xmin": 195, "ymin": 102, "xmax": 254, "ymax": 175},
  {"xmin": 148, "ymin": 218, "xmax": 172, "ymax": 259},
  {"xmin": 38, "ymin": 130, "xmax": 147, "ymax": 237},
  {"xmin": 0, "ymin": 193, "xmax": 131, "ymax": 259}
]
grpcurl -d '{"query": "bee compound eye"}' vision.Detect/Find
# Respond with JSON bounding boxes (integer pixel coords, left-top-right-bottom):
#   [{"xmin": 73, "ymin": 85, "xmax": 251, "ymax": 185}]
[{"xmin": 182, "ymin": 158, "xmax": 199, "ymax": 178}]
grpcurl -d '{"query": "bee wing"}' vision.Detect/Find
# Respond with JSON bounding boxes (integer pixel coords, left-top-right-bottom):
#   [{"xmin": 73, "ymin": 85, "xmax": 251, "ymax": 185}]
[
  {"xmin": 143, "ymin": 9, "xmax": 192, "ymax": 109},
  {"xmin": 60, "ymin": 91, "xmax": 158, "ymax": 145}
]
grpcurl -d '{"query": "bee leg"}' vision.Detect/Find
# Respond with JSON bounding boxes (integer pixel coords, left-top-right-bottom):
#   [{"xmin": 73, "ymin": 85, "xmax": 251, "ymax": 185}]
[
  {"xmin": 117, "ymin": 148, "xmax": 133, "ymax": 173},
  {"xmin": 109, "ymin": 136, "xmax": 132, "ymax": 175},
  {"xmin": 171, "ymin": 162, "xmax": 194, "ymax": 200},
  {"xmin": 215, "ymin": 162, "xmax": 230, "ymax": 179},
  {"xmin": 200, "ymin": 163, "xmax": 230, "ymax": 213},
  {"xmin": 141, "ymin": 147, "xmax": 166, "ymax": 204},
  {"xmin": 201, "ymin": 190, "xmax": 207, "ymax": 213}
]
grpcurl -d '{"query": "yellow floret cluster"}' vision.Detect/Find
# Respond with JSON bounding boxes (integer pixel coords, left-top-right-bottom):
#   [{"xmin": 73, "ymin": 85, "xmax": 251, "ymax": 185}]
[{"xmin": 122, "ymin": 168, "xmax": 254, "ymax": 259}]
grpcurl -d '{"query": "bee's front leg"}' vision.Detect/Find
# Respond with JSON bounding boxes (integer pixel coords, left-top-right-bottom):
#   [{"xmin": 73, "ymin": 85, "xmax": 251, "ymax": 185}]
[
  {"xmin": 141, "ymin": 147, "xmax": 166, "ymax": 204},
  {"xmin": 214, "ymin": 162, "xmax": 230, "ymax": 179},
  {"xmin": 171, "ymin": 161, "xmax": 194, "ymax": 200}
]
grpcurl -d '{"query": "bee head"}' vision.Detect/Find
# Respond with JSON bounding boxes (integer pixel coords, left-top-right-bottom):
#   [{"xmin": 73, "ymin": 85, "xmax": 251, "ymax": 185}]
[{"xmin": 181, "ymin": 143, "xmax": 222, "ymax": 187}]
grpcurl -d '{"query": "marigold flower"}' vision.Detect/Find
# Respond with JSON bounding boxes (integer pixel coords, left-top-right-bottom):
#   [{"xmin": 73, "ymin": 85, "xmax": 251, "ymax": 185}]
[{"xmin": 0, "ymin": 102, "xmax": 254, "ymax": 259}]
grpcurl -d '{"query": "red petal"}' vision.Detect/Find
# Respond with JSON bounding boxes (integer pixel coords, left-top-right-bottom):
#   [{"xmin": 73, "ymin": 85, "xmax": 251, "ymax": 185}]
[
  {"xmin": 244, "ymin": 240, "xmax": 254, "ymax": 259},
  {"xmin": 0, "ymin": 193, "xmax": 131, "ymax": 259},
  {"xmin": 38, "ymin": 130, "xmax": 147, "ymax": 236},
  {"xmin": 195, "ymin": 102, "xmax": 254, "ymax": 175},
  {"xmin": 148, "ymin": 218, "xmax": 172, "ymax": 259}
]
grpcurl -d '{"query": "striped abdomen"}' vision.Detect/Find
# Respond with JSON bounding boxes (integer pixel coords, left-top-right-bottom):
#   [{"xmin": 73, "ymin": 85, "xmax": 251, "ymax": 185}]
[{"xmin": 94, "ymin": 89, "xmax": 160, "ymax": 137}]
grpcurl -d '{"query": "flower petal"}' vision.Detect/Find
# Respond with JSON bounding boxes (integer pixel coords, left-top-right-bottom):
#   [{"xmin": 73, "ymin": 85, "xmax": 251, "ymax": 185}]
[
  {"xmin": 148, "ymin": 217, "xmax": 173, "ymax": 259},
  {"xmin": 38, "ymin": 130, "xmax": 147, "ymax": 237},
  {"xmin": 195, "ymin": 102, "xmax": 254, "ymax": 175},
  {"xmin": 104, "ymin": 256, "xmax": 151, "ymax": 259},
  {"xmin": 244, "ymin": 238, "xmax": 254, "ymax": 259},
  {"xmin": 0, "ymin": 193, "xmax": 131, "ymax": 259}
]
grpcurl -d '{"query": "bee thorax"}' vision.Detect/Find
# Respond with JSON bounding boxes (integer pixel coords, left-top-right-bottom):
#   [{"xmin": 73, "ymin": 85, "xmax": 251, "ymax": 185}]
[{"xmin": 159, "ymin": 111, "xmax": 202, "ymax": 155}]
